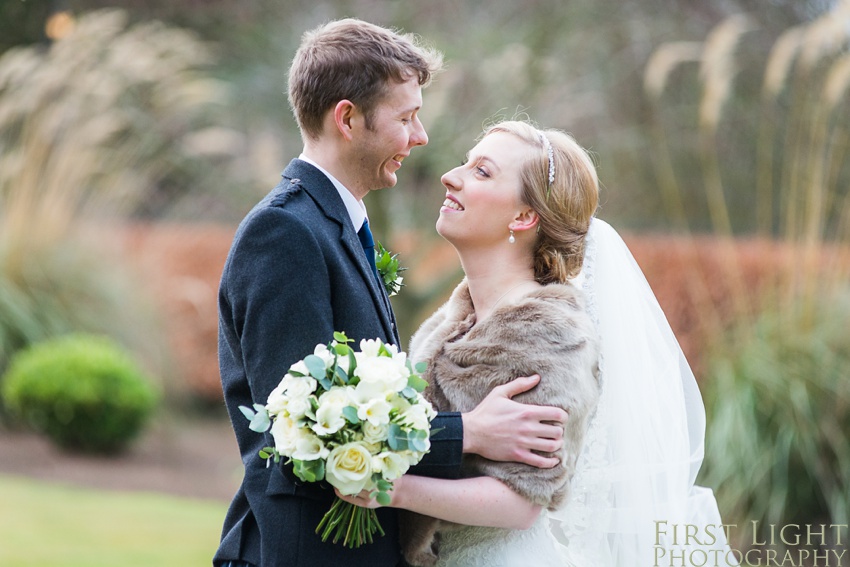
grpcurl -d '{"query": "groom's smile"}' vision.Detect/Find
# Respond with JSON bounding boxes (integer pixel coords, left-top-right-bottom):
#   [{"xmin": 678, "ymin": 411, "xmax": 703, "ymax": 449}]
[{"xmin": 351, "ymin": 77, "xmax": 428, "ymax": 192}]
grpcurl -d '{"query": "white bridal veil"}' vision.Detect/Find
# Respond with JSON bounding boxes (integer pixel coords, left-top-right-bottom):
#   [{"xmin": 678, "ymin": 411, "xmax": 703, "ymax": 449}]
[{"xmin": 549, "ymin": 218, "xmax": 734, "ymax": 567}]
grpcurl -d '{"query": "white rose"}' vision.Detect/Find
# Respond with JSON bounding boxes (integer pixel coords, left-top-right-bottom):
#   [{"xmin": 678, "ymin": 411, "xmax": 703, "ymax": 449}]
[
  {"xmin": 357, "ymin": 397, "xmax": 392, "ymax": 426},
  {"xmin": 285, "ymin": 396, "xmax": 312, "ymax": 420},
  {"xmin": 318, "ymin": 387, "xmax": 351, "ymax": 407},
  {"xmin": 291, "ymin": 431, "xmax": 330, "ymax": 461},
  {"xmin": 270, "ymin": 415, "xmax": 299, "ymax": 456},
  {"xmin": 361, "ymin": 421, "xmax": 389, "ymax": 445},
  {"xmin": 371, "ymin": 451, "xmax": 410, "ymax": 481},
  {"xmin": 266, "ymin": 382, "xmax": 289, "ymax": 415},
  {"xmin": 281, "ymin": 374, "xmax": 318, "ymax": 398},
  {"xmin": 325, "ymin": 442, "xmax": 374, "ymax": 495}
]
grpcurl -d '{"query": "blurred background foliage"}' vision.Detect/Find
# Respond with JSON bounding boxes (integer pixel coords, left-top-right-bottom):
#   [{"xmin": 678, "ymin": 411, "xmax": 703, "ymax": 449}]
[{"xmin": 1, "ymin": 0, "xmax": 849, "ymax": 553}]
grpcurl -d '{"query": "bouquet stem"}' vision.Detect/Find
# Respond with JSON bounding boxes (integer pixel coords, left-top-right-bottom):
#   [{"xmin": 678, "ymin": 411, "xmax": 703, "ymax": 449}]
[{"xmin": 316, "ymin": 497, "xmax": 385, "ymax": 548}]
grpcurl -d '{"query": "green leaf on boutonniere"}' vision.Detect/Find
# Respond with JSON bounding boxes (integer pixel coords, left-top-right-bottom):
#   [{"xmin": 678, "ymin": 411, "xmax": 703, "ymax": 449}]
[{"xmin": 374, "ymin": 242, "xmax": 407, "ymax": 297}]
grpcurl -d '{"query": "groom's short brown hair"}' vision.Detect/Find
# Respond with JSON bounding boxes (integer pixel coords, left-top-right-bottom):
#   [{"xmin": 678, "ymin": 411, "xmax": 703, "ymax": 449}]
[{"xmin": 288, "ymin": 18, "xmax": 443, "ymax": 140}]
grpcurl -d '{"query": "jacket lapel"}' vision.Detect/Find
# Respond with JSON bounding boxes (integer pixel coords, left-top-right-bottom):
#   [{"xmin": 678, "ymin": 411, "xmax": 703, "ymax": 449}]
[{"xmin": 281, "ymin": 159, "xmax": 398, "ymax": 344}]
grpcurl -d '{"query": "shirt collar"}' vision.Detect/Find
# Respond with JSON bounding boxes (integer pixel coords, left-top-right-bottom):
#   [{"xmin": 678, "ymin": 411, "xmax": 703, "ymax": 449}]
[{"xmin": 298, "ymin": 154, "xmax": 367, "ymax": 232}]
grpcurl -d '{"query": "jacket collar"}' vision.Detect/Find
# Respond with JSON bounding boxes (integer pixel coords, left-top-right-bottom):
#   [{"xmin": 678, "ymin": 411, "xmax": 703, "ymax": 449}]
[{"xmin": 280, "ymin": 159, "xmax": 399, "ymax": 346}]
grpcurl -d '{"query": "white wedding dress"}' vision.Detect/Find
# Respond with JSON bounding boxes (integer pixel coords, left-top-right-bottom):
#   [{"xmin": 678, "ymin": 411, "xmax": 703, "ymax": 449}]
[{"xmin": 434, "ymin": 218, "xmax": 733, "ymax": 567}]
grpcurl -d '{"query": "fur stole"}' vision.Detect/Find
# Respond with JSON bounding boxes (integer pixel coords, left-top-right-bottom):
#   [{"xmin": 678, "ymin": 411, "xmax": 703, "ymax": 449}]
[{"xmin": 398, "ymin": 279, "xmax": 600, "ymax": 566}]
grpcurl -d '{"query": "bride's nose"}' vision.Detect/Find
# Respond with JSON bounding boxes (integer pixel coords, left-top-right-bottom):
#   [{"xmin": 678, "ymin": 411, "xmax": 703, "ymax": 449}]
[{"xmin": 441, "ymin": 167, "xmax": 461, "ymax": 191}]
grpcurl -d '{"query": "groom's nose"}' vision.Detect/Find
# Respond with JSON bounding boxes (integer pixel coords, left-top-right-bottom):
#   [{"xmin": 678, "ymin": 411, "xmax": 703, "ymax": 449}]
[{"xmin": 410, "ymin": 117, "xmax": 428, "ymax": 147}]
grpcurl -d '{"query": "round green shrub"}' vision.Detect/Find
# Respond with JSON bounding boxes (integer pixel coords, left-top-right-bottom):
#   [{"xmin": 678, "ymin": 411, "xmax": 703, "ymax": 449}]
[{"xmin": 1, "ymin": 334, "xmax": 158, "ymax": 453}]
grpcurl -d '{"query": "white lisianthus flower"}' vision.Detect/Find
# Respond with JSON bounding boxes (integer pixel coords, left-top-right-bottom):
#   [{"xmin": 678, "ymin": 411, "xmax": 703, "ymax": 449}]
[
  {"xmin": 270, "ymin": 415, "xmax": 299, "ymax": 456},
  {"xmin": 312, "ymin": 401, "xmax": 346, "ymax": 436},
  {"xmin": 354, "ymin": 356, "xmax": 408, "ymax": 393},
  {"xmin": 358, "ymin": 338, "xmax": 383, "ymax": 357},
  {"xmin": 289, "ymin": 360, "xmax": 310, "ymax": 376},
  {"xmin": 371, "ymin": 451, "xmax": 410, "ymax": 481},
  {"xmin": 405, "ymin": 445, "xmax": 430, "ymax": 466},
  {"xmin": 357, "ymin": 397, "xmax": 392, "ymax": 426},
  {"xmin": 325, "ymin": 442, "xmax": 373, "ymax": 495},
  {"xmin": 389, "ymin": 393, "xmax": 412, "ymax": 415},
  {"xmin": 291, "ymin": 431, "xmax": 330, "ymax": 461},
  {"xmin": 398, "ymin": 403, "xmax": 433, "ymax": 432}
]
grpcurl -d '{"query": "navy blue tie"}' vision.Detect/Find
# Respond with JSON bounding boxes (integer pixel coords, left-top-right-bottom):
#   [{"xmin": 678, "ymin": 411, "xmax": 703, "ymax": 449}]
[{"xmin": 357, "ymin": 219, "xmax": 381, "ymax": 284}]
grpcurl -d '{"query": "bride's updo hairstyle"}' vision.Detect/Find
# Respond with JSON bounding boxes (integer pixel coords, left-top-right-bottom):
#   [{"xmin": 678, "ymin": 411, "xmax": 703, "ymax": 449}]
[{"xmin": 483, "ymin": 120, "xmax": 599, "ymax": 284}]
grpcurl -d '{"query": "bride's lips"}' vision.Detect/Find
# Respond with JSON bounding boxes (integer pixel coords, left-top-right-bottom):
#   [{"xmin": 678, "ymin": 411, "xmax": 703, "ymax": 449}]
[{"xmin": 441, "ymin": 194, "xmax": 464, "ymax": 212}]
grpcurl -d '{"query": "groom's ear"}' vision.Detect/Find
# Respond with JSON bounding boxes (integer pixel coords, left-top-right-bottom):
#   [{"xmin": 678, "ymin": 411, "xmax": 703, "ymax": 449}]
[
  {"xmin": 510, "ymin": 208, "xmax": 539, "ymax": 233},
  {"xmin": 333, "ymin": 100, "xmax": 357, "ymax": 141}
]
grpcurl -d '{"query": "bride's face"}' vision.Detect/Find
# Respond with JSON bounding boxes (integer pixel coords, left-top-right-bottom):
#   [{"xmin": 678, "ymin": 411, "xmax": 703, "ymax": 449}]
[{"xmin": 437, "ymin": 132, "xmax": 533, "ymax": 248}]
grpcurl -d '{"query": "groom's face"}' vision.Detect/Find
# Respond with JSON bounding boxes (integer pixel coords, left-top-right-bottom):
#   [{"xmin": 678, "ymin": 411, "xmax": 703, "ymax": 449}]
[{"xmin": 350, "ymin": 77, "xmax": 428, "ymax": 192}]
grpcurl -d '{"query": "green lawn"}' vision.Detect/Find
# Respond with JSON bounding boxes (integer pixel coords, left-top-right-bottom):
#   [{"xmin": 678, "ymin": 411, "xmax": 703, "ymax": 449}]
[{"xmin": 0, "ymin": 475, "xmax": 227, "ymax": 567}]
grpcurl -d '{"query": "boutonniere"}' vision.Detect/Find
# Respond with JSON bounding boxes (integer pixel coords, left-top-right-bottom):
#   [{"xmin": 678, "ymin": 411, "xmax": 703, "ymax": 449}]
[{"xmin": 374, "ymin": 242, "xmax": 406, "ymax": 297}]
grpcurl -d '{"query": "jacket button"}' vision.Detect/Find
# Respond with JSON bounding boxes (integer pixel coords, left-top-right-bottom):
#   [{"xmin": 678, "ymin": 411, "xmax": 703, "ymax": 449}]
[{"xmin": 290, "ymin": 178, "xmax": 300, "ymax": 184}]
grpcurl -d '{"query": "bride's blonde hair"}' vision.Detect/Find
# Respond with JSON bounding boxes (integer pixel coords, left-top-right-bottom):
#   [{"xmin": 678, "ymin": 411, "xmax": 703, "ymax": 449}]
[{"xmin": 482, "ymin": 120, "xmax": 599, "ymax": 283}]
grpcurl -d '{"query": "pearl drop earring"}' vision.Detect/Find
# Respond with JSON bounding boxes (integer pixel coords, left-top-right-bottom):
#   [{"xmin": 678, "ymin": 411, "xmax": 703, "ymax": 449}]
[{"xmin": 508, "ymin": 229, "xmax": 516, "ymax": 244}]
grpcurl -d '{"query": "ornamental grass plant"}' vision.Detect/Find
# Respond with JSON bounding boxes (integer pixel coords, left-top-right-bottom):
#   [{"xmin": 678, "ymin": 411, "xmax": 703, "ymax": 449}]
[
  {"xmin": 644, "ymin": 1, "xmax": 850, "ymax": 550},
  {"xmin": 0, "ymin": 9, "xmax": 230, "ymax": 394}
]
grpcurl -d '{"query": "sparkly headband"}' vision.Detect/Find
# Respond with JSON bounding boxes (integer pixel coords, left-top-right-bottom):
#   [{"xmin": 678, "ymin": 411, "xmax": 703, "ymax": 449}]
[{"xmin": 539, "ymin": 132, "xmax": 555, "ymax": 197}]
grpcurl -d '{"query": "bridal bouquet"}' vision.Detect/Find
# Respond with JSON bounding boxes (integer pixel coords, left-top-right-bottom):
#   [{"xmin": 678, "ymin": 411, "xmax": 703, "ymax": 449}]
[{"xmin": 239, "ymin": 332, "xmax": 435, "ymax": 548}]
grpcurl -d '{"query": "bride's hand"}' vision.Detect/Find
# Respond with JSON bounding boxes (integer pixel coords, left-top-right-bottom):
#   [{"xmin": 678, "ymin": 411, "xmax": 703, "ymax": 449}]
[{"xmin": 334, "ymin": 476, "xmax": 405, "ymax": 509}]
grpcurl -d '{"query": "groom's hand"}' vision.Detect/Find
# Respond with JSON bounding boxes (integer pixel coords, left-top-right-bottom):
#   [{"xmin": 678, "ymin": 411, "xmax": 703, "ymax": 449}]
[{"xmin": 461, "ymin": 375, "xmax": 566, "ymax": 468}]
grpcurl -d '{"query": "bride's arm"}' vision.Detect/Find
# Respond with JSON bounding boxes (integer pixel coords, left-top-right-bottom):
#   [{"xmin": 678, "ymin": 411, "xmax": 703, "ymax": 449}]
[{"xmin": 336, "ymin": 474, "xmax": 542, "ymax": 530}]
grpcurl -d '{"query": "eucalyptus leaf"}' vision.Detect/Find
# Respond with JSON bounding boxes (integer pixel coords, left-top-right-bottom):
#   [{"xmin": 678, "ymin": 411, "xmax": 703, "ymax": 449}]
[
  {"xmin": 410, "ymin": 430, "xmax": 429, "ymax": 452},
  {"xmin": 407, "ymin": 373, "xmax": 428, "ymax": 393},
  {"xmin": 376, "ymin": 491, "xmax": 391, "ymax": 506},
  {"xmin": 294, "ymin": 458, "xmax": 325, "ymax": 483},
  {"xmin": 342, "ymin": 405, "xmax": 360, "ymax": 424},
  {"xmin": 415, "ymin": 361, "xmax": 427, "ymax": 374},
  {"xmin": 304, "ymin": 354, "xmax": 327, "ymax": 381},
  {"xmin": 238, "ymin": 405, "xmax": 256, "ymax": 421},
  {"xmin": 387, "ymin": 423, "xmax": 408, "ymax": 451},
  {"xmin": 248, "ymin": 407, "xmax": 271, "ymax": 433}
]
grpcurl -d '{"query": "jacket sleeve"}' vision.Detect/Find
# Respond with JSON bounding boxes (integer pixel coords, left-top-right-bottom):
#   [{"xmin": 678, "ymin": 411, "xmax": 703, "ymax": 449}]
[{"xmin": 222, "ymin": 206, "xmax": 336, "ymax": 406}]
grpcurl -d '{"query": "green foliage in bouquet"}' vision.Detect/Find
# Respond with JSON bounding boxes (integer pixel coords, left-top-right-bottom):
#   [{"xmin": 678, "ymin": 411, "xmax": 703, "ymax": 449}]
[
  {"xmin": 1, "ymin": 334, "xmax": 158, "ymax": 454},
  {"xmin": 239, "ymin": 331, "xmax": 434, "ymax": 548},
  {"xmin": 699, "ymin": 295, "xmax": 850, "ymax": 547}
]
